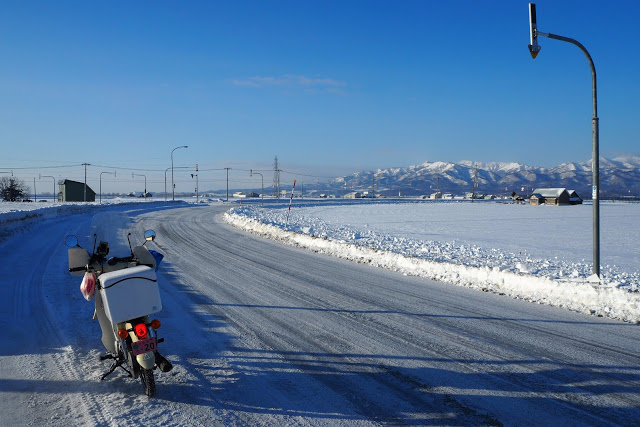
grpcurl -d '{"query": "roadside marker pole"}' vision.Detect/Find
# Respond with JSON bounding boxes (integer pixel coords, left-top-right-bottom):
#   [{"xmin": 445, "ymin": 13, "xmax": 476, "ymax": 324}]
[{"xmin": 286, "ymin": 179, "xmax": 297, "ymax": 224}]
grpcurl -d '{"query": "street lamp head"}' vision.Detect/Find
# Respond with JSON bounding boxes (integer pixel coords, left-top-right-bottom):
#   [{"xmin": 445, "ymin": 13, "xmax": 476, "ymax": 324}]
[{"xmin": 528, "ymin": 3, "xmax": 541, "ymax": 59}]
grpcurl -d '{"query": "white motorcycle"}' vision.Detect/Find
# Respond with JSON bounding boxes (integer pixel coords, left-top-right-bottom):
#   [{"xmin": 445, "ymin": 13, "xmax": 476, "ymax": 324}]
[{"xmin": 65, "ymin": 229, "xmax": 172, "ymax": 397}]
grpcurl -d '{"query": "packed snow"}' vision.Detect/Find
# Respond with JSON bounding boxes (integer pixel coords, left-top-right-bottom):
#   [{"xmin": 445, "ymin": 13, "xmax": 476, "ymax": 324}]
[
  {"xmin": 1, "ymin": 200, "xmax": 639, "ymax": 425},
  {"xmin": 224, "ymin": 199, "xmax": 640, "ymax": 323}
]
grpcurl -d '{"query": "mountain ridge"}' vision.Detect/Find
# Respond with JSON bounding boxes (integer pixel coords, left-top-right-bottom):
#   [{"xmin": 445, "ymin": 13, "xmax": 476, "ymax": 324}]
[{"xmin": 326, "ymin": 155, "xmax": 640, "ymax": 198}]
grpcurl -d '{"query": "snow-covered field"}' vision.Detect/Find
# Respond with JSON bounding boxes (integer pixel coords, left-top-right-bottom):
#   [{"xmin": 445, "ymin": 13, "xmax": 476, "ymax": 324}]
[{"xmin": 225, "ymin": 200, "xmax": 640, "ymax": 323}]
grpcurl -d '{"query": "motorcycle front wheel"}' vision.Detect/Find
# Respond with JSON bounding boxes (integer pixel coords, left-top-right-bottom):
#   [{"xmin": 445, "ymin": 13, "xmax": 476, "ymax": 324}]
[{"xmin": 140, "ymin": 368, "xmax": 156, "ymax": 397}]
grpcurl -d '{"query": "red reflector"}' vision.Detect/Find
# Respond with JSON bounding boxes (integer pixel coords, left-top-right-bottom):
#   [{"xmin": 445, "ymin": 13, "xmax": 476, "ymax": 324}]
[
  {"xmin": 134, "ymin": 323, "xmax": 148, "ymax": 339},
  {"xmin": 150, "ymin": 319, "xmax": 161, "ymax": 329}
]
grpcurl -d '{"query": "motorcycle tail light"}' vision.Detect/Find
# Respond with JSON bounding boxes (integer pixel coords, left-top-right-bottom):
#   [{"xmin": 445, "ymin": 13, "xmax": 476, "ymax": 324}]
[
  {"xmin": 150, "ymin": 319, "xmax": 161, "ymax": 329},
  {"xmin": 134, "ymin": 323, "xmax": 148, "ymax": 339},
  {"xmin": 118, "ymin": 328, "xmax": 128, "ymax": 339}
]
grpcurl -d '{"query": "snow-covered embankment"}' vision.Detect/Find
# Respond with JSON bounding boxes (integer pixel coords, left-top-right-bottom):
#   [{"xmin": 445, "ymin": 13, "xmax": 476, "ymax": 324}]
[{"xmin": 224, "ymin": 204, "xmax": 640, "ymax": 323}]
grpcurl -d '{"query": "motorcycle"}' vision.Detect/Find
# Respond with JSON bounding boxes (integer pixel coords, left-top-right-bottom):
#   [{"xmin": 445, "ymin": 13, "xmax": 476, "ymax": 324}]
[{"xmin": 65, "ymin": 229, "xmax": 173, "ymax": 397}]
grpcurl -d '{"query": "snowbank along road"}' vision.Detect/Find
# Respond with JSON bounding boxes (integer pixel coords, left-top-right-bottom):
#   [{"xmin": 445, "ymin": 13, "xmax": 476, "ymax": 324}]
[{"xmin": 1, "ymin": 203, "xmax": 640, "ymax": 425}]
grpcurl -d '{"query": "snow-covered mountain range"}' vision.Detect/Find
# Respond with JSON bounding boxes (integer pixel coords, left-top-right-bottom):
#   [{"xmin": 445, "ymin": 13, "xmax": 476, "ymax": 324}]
[{"xmin": 325, "ymin": 155, "xmax": 640, "ymax": 198}]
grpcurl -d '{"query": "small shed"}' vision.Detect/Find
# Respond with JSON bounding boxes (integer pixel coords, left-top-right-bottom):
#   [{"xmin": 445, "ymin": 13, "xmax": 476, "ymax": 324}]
[
  {"xmin": 530, "ymin": 193, "xmax": 544, "ymax": 206},
  {"xmin": 58, "ymin": 179, "xmax": 96, "ymax": 202}
]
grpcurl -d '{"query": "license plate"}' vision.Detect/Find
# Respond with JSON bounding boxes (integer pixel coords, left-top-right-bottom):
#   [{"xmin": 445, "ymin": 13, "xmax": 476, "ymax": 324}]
[{"xmin": 132, "ymin": 337, "xmax": 157, "ymax": 356}]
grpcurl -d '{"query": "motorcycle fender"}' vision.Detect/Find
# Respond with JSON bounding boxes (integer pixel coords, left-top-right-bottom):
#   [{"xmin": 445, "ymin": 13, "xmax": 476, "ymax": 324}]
[
  {"xmin": 126, "ymin": 321, "xmax": 155, "ymax": 370},
  {"xmin": 136, "ymin": 351, "xmax": 156, "ymax": 370}
]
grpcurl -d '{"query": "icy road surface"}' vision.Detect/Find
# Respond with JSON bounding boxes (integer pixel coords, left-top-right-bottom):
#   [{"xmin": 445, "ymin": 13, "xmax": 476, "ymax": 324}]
[{"xmin": 1, "ymin": 203, "xmax": 640, "ymax": 425}]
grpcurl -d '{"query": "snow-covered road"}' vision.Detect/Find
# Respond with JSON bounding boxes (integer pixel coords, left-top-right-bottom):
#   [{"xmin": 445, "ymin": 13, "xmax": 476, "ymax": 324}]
[{"xmin": 2, "ymin": 203, "xmax": 640, "ymax": 425}]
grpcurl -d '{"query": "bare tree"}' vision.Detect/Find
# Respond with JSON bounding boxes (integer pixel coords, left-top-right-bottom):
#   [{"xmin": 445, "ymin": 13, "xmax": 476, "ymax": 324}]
[{"xmin": 0, "ymin": 177, "xmax": 29, "ymax": 201}]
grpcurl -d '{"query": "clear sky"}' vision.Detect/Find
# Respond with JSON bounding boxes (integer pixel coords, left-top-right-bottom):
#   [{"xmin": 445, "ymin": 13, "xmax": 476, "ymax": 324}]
[{"xmin": 1, "ymin": 1, "xmax": 639, "ymax": 192}]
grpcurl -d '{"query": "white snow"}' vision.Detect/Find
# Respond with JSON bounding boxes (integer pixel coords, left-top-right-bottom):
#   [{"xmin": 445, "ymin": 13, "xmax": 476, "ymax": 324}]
[
  {"xmin": 224, "ymin": 200, "xmax": 640, "ymax": 323},
  {"xmin": 1, "ymin": 200, "xmax": 639, "ymax": 424}
]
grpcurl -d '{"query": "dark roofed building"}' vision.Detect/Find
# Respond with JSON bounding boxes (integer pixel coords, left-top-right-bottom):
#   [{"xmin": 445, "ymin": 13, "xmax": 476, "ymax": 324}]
[
  {"xmin": 567, "ymin": 190, "xmax": 583, "ymax": 205},
  {"xmin": 58, "ymin": 179, "xmax": 96, "ymax": 202}
]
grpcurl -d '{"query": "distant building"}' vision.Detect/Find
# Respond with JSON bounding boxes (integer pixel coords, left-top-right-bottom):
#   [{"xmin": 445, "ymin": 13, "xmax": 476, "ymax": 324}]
[
  {"xmin": 429, "ymin": 192, "xmax": 442, "ymax": 199},
  {"xmin": 567, "ymin": 190, "xmax": 583, "ymax": 204},
  {"xmin": 58, "ymin": 179, "xmax": 96, "ymax": 202},
  {"xmin": 530, "ymin": 188, "xmax": 582, "ymax": 206},
  {"xmin": 343, "ymin": 191, "xmax": 362, "ymax": 199}
]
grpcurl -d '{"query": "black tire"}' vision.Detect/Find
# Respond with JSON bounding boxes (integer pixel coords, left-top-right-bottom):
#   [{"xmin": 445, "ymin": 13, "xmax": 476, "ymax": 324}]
[{"xmin": 140, "ymin": 368, "xmax": 156, "ymax": 397}]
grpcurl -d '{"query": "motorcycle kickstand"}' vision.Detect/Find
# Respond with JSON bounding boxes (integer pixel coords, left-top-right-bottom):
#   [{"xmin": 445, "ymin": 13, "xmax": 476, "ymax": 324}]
[{"xmin": 100, "ymin": 357, "xmax": 132, "ymax": 381}]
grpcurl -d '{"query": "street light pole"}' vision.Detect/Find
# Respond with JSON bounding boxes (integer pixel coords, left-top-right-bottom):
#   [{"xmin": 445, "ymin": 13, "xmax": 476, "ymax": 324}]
[
  {"xmin": 39, "ymin": 175, "xmax": 55, "ymax": 202},
  {"xmin": 171, "ymin": 145, "xmax": 188, "ymax": 201},
  {"xmin": 528, "ymin": 3, "xmax": 600, "ymax": 278},
  {"xmin": 250, "ymin": 169, "xmax": 264, "ymax": 206},
  {"xmin": 224, "ymin": 167, "xmax": 231, "ymax": 201},
  {"xmin": 100, "ymin": 171, "xmax": 115, "ymax": 204},
  {"xmin": 132, "ymin": 173, "xmax": 147, "ymax": 199},
  {"xmin": 165, "ymin": 166, "xmax": 190, "ymax": 201}
]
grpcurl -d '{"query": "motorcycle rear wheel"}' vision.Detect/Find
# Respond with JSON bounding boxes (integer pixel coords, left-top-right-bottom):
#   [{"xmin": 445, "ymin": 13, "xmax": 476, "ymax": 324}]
[{"xmin": 140, "ymin": 368, "xmax": 156, "ymax": 397}]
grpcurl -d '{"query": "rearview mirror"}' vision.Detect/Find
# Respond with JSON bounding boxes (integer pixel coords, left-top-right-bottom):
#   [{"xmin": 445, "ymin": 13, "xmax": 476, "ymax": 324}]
[
  {"xmin": 65, "ymin": 235, "xmax": 79, "ymax": 248},
  {"xmin": 144, "ymin": 230, "xmax": 156, "ymax": 242}
]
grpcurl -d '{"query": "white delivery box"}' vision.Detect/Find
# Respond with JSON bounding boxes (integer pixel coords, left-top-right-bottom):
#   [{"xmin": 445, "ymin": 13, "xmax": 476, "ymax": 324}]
[{"xmin": 98, "ymin": 265, "xmax": 162, "ymax": 325}]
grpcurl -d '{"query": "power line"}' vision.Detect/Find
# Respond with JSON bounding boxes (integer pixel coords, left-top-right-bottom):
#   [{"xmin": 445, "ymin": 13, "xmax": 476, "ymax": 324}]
[{"xmin": 0, "ymin": 163, "xmax": 83, "ymax": 170}]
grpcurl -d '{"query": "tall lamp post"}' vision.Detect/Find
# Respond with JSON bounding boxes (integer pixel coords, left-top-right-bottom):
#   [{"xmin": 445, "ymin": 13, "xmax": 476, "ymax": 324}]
[
  {"xmin": 100, "ymin": 171, "xmax": 116, "ymax": 204},
  {"xmin": 132, "ymin": 173, "xmax": 147, "ymax": 199},
  {"xmin": 528, "ymin": 3, "xmax": 600, "ymax": 278},
  {"xmin": 250, "ymin": 169, "xmax": 264, "ymax": 206},
  {"xmin": 171, "ymin": 145, "xmax": 188, "ymax": 201},
  {"xmin": 39, "ymin": 174, "xmax": 56, "ymax": 202}
]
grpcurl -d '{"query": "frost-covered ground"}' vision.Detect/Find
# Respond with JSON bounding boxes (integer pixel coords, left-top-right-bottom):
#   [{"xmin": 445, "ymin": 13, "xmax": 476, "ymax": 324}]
[{"xmin": 224, "ymin": 200, "xmax": 640, "ymax": 323}]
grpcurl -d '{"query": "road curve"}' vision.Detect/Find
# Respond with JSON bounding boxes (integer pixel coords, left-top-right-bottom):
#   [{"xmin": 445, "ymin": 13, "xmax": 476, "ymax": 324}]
[{"xmin": 137, "ymin": 204, "xmax": 640, "ymax": 425}]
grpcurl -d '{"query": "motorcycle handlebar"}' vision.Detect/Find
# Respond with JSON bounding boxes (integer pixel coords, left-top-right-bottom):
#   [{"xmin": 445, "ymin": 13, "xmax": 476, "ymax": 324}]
[
  {"xmin": 107, "ymin": 256, "xmax": 134, "ymax": 266},
  {"xmin": 69, "ymin": 266, "xmax": 86, "ymax": 272}
]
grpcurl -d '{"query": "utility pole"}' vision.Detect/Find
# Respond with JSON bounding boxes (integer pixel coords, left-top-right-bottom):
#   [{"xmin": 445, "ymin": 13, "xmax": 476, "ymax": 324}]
[
  {"xmin": 191, "ymin": 164, "xmax": 199, "ymax": 203},
  {"xmin": 82, "ymin": 163, "xmax": 90, "ymax": 202},
  {"xmin": 33, "ymin": 177, "xmax": 36, "ymax": 202},
  {"xmin": 224, "ymin": 167, "xmax": 231, "ymax": 201},
  {"xmin": 371, "ymin": 175, "xmax": 375, "ymax": 199},
  {"xmin": 273, "ymin": 156, "xmax": 280, "ymax": 200},
  {"xmin": 471, "ymin": 164, "xmax": 478, "ymax": 202},
  {"xmin": 528, "ymin": 2, "xmax": 600, "ymax": 277}
]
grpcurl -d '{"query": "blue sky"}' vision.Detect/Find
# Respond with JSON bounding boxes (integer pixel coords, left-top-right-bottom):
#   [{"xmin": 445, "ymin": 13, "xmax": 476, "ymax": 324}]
[{"xmin": 1, "ymin": 1, "xmax": 639, "ymax": 191}]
